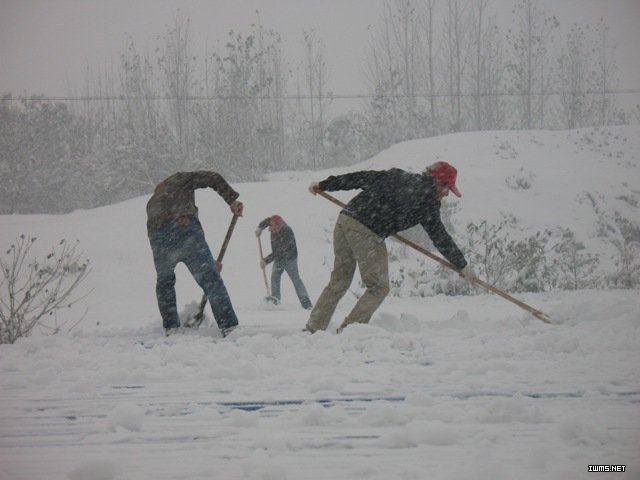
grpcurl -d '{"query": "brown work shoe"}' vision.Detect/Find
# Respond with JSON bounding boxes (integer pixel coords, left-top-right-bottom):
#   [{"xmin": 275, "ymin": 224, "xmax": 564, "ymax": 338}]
[{"xmin": 336, "ymin": 319, "xmax": 351, "ymax": 334}]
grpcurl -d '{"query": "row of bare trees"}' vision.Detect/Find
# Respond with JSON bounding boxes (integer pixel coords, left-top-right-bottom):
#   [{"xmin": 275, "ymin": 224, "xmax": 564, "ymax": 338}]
[
  {"xmin": 1, "ymin": 0, "xmax": 636, "ymax": 214},
  {"xmin": 362, "ymin": 0, "xmax": 625, "ymax": 151}
]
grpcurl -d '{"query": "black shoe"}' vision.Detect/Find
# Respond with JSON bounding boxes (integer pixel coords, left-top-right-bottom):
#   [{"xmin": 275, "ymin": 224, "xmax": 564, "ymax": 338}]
[
  {"xmin": 164, "ymin": 325, "xmax": 180, "ymax": 336},
  {"xmin": 220, "ymin": 325, "xmax": 237, "ymax": 338},
  {"xmin": 302, "ymin": 325, "xmax": 317, "ymax": 334}
]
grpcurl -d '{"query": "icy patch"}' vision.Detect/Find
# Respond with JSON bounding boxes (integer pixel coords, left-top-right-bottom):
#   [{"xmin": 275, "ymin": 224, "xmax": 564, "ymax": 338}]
[
  {"xmin": 106, "ymin": 403, "xmax": 145, "ymax": 432},
  {"xmin": 308, "ymin": 375, "xmax": 347, "ymax": 394},
  {"xmin": 533, "ymin": 333, "xmax": 579, "ymax": 354},
  {"xmin": 379, "ymin": 420, "xmax": 458, "ymax": 448},
  {"xmin": 68, "ymin": 459, "xmax": 121, "ymax": 480},
  {"xmin": 242, "ymin": 450, "xmax": 289, "ymax": 480},
  {"xmin": 348, "ymin": 464, "xmax": 380, "ymax": 478},
  {"xmin": 31, "ymin": 367, "xmax": 58, "ymax": 385},
  {"xmin": 242, "ymin": 333, "xmax": 279, "ymax": 357},
  {"xmin": 225, "ymin": 408, "xmax": 260, "ymax": 427},
  {"xmin": 550, "ymin": 290, "xmax": 640, "ymax": 327},
  {"xmin": 69, "ymin": 378, "xmax": 99, "ymax": 393},
  {"xmin": 211, "ymin": 359, "xmax": 260, "ymax": 380},
  {"xmin": 253, "ymin": 431, "xmax": 294, "ymax": 451},
  {"xmin": 371, "ymin": 311, "xmax": 421, "ymax": 333},
  {"xmin": 447, "ymin": 309, "xmax": 472, "ymax": 327},
  {"xmin": 404, "ymin": 392, "xmax": 436, "ymax": 407},
  {"xmin": 556, "ymin": 417, "xmax": 610, "ymax": 446},
  {"xmin": 360, "ymin": 403, "xmax": 409, "ymax": 427},
  {"xmin": 480, "ymin": 392, "xmax": 548, "ymax": 423},
  {"xmin": 289, "ymin": 403, "xmax": 349, "ymax": 427}
]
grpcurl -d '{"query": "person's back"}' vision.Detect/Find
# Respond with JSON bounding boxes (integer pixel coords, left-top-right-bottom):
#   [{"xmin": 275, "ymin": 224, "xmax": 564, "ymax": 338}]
[
  {"xmin": 270, "ymin": 224, "xmax": 298, "ymax": 261},
  {"xmin": 147, "ymin": 171, "xmax": 239, "ymax": 236},
  {"xmin": 147, "ymin": 171, "xmax": 243, "ymax": 335},
  {"xmin": 340, "ymin": 168, "xmax": 440, "ymax": 238},
  {"xmin": 256, "ymin": 215, "xmax": 312, "ymax": 309}
]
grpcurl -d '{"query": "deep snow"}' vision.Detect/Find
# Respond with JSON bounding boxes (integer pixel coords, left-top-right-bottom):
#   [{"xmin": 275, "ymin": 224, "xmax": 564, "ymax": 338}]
[{"xmin": 1, "ymin": 127, "xmax": 639, "ymax": 480}]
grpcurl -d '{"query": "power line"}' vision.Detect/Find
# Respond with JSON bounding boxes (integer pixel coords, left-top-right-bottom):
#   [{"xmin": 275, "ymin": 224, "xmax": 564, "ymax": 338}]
[{"xmin": 3, "ymin": 88, "xmax": 640, "ymax": 103}]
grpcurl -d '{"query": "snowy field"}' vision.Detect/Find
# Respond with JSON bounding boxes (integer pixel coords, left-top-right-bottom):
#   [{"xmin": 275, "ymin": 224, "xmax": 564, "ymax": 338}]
[{"xmin": 1, "ymin": 127, "xmax": 639, "ymax": 480}]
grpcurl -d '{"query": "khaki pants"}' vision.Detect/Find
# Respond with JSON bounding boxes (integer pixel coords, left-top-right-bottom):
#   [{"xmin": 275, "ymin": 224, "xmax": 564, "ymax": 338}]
[{"xmin": 306, "ymin": 213, "xmax": 390, "ymax": 332}]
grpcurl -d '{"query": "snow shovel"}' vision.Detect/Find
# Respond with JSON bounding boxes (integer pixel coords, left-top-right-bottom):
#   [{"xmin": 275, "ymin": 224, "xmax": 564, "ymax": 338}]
[
  {"xmin": 315, "ymin": 190, "xmax": 552, "ymax": 324},
  {"xmin": 257, "ymin": 235, "xmax": 278, "ymax": 304},
  {"xmin": 185, "ymin": 214, "xmax": 239, "ymax": 328}
]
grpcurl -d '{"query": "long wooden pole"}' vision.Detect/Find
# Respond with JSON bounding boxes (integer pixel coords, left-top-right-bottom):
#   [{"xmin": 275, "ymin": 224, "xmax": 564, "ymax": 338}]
[
  {"xmin": 190, "ymin": 214, "xmax": 239, "ymax": 327},
  {"xmin": 257, "ymin": 235, "xmax": 271, "ymax": 296},
  {"xmin": 316, "ymin": 190, "xmax": 551, "ymax": 324}
]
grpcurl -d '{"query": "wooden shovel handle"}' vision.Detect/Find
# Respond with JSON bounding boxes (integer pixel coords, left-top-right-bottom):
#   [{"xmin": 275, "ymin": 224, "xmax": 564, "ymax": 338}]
[{"xmin": 316, "ymin": 190, "xmax": 551, "ymax": 324}]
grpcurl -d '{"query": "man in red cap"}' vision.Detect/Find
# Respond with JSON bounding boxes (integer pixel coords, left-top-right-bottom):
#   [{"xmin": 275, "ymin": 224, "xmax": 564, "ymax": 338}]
[
  {"xmin": 428, "ymin": 161, "xmax": 462, "ymax": 198},
  {"xmin": 305, "ymin": 162, "xmax": 475, "ymax": 333},
  {"xmin": 255, "ymin": 215, "xmax": 312, "ymax": 309}
]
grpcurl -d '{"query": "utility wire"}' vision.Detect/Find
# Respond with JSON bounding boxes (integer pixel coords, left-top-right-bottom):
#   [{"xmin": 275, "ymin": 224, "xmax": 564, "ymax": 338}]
[{"xmin": 3, "ymin": 89, "xmax": 640, "ymax": 102}]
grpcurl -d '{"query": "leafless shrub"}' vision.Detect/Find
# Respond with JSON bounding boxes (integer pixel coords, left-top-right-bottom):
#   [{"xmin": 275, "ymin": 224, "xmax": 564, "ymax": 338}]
[{"xmin": 0, "ymin": 235, "xmax": 91, "ymax": 344}]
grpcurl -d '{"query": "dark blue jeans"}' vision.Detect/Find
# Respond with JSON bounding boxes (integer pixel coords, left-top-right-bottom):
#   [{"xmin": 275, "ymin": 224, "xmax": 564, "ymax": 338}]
[
  {"xmin": 149, "ymin": 218, "xmax": 238, "ymax": 330},
  {"xmin": 271, "ymin": 258, "xmax": 312, "ymax": 309}
]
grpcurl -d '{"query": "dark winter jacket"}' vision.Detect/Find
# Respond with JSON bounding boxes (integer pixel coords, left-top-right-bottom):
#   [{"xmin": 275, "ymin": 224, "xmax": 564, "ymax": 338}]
[
  {"xmin": 258, "ymin": 218, "xmax": 298, "ymax": 264},
  {"xmin": 318, "ymin": 168, "xmax": 467, "ymax": 270},
  {"xmin": 146, "ymin": 171, "xmax": 239, "ymax": 236}
]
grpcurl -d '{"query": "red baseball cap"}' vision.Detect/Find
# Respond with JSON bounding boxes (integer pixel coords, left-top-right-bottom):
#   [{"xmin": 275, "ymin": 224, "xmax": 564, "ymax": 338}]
[{"xmin": 428, "ymin": 161, "xmax": 461, "ymax": 197}]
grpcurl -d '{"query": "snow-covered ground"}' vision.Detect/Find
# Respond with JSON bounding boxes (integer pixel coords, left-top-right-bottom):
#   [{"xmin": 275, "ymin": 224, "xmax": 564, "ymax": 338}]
[{"xmin": 1, "ymin": 127, "xmax": 639, "ymax": 480}]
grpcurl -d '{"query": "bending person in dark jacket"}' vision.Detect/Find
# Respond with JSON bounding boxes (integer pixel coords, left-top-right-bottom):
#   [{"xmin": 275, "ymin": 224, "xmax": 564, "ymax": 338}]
[
  {"xmin": 255, "ymin": 215, "xmax": 312, "ymax": 309},
  {"xmin": 305, "ymin": 161, "xmax": 475, "ymax": 333},
  {"xmin": 146, "ymin": 171, "xmax": 244, "ymax": 335}
]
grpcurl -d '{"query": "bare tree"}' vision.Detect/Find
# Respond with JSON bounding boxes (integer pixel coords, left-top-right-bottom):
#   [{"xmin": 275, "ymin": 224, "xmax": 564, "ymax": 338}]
[
  {"xmin": 0, "ymin": 235, "xmax": 91, "ymax": 344},
  {"xmin": 119, "ymin": 40, "xmax": 173, "ymax": 184},
  {"xmin": 417, "ymin": 0, "xmax": 440, "ymax": 133},
  {"xmin": 391, "ymin": 0, "xmax": 421, "ymax": 137},
  {"xmin": 442, "ymin": 0, "xmax": 471, "ymax": 131},
  {"xmin": 365, "ymin": 0, "xmax": 425, "ymax": 146},
  {"xmin": 202, "ymin": 20, "xmax": 287, "ymax": 179},
  {"xmin": 255, "ymin": 16, "xmax": 287, "ymax": 171},
  {"xmin": 557, "ymin": 24, "xmax": 593, "ymax": 128},
  {"xmin": 506, "ymin": 0, "xmax": 558, "ymax": 129},
  {"xmin": 303, "ymin": 29, "xmax": 331, "ymax": 169},
  {"xmin": 593, "ymin": 19, "xmax": 618, "ymax": 126},
  {"xmin": 0, "ymin": 97, "xmax": 88, "ymax": 214},
  {"xmin": 158, "ymin": 13, "xmax": 197, "ymax": 164},
  {"xmin": 556, "ymin": 20, "xmax": 619, "ymax": 129},
  {"xmin": 468, "ymin": 0, "xmax": 507, "ymax": 130}
]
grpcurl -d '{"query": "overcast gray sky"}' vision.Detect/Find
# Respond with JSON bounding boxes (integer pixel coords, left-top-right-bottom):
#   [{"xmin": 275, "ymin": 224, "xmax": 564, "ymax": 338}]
[{"xmin": 1, "ymin": 0, "xmax": 639, "ymax": 99}]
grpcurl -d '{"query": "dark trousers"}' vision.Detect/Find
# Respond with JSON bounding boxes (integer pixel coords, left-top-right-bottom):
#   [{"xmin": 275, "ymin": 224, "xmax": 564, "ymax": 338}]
[
  {"xmin": 271, "ymin": 258, "xmax": 312, "ymax": 309},
  {"xmin": 149, "ymin": 218, "xmax": 238, "ymax": 330}
]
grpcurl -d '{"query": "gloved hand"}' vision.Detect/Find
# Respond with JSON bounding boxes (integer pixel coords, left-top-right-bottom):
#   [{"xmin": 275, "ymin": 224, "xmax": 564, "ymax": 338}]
[
  {"xmin": 230, "ymin": 200, "xmax": 244, "ymax": 217},
  {"xmin": 260, "ymin": 259, "xmax": 266, "ymax": 269},
  {"xmin": 460, "ymin": 265, "xmax": 476, "ymax": 282},
  {"xmin": 255, "ymin": 228, "xmax": 262, "ymax": 237},
  {"xmin": 309, "ymin": 181, "xmax": 320, "ymax": 195}
]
